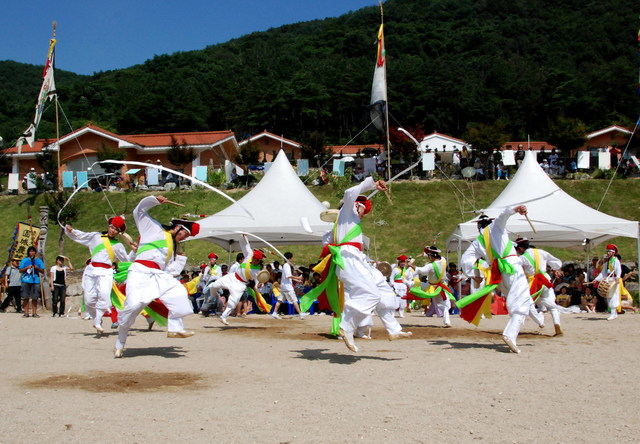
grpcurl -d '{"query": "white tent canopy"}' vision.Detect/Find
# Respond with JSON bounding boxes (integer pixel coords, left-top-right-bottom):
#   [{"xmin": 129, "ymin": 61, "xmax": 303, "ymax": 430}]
[
  {"xmin": 191, "ymin": 150, "xmax": 332, "ymax": 251},
  {"xmin": 446, "ymin": 151, "xmax": 639, "ymax": 252}
]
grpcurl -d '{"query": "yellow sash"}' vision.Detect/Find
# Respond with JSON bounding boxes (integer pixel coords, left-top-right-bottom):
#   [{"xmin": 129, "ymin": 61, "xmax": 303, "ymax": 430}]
[
  {"xmin": 102, "ymin": 236, "xmax": 115, "ymax": 263},
  {"xmin": 163, "ymin": 230, "xmax": 173, "ymax": 263}
]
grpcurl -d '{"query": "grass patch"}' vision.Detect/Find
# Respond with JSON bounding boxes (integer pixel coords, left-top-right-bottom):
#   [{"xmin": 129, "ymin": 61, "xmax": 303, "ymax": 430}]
[{"xmin": 0, "ymin": 177, "xmax": 637, "ymax": 269}]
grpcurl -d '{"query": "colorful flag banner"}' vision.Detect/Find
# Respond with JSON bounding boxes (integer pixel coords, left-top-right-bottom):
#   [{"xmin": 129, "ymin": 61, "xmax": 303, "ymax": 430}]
[
  {"xmin": 18, "ymin": 36, "xmax": 56, "ymax": 150},
  {"xmin": 369, "ymin": 23, "xmax": 387, "ymax": 133}
]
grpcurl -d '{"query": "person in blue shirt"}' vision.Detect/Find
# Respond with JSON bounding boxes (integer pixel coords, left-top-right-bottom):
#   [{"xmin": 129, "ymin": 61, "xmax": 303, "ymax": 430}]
[{"xmin": 19, "ymin": 246, "xmax": 45, "ymax": 318}]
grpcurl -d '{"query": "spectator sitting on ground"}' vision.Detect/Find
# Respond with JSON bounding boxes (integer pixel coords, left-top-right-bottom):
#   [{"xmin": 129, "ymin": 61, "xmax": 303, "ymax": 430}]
[{"xmin": 581, "ymin": 286, "xmax": 597, "ymax": 312}]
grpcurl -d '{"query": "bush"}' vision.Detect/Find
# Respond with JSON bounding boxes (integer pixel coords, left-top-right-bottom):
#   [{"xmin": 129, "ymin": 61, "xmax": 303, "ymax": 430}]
[{"xmin": 207, "ymin": 170, "xmax": 226, "ymax": 187}]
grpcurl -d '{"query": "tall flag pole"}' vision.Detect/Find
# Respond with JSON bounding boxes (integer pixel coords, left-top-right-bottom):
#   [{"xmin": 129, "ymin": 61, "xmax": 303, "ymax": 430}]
[
  {"xmin": 17, "ymin": 23, "xmax": 57, "ymax": 154},
  {"xmin": 370, "ymin": 1, "xmax": 390, "ymax": 179}
]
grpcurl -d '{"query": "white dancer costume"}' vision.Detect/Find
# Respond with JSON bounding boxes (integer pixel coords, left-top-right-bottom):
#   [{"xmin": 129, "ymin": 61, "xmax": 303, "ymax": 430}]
[
  {"xmin": 518, "ymin": 245, "xmax": 563, "ymax": 332},
  {"xmin": 115, "ymin": 197, "xmax": 194, "ymax": 352},
  {"xmin": 414, "ymin": 256, "xmax": 451, "ymax": 327},
  {"xmin": 206, "ymin": 235, "xmax": 261, "ymax": 324},
  {"xmin": 353, "ymin": 258, "xmax": 406, "ymax": 338},
  {"xmin": 65, "ymin": 225, "xmax": 134, "ymax": 332},
  {"xmin": 593, "ymin": 247, "xmax": 622, "ymax": 320},
  {"xmin": 334, "ymin": 177, "xmax": 400, "ymax": 346},
  {"xmin": 390, "ymin": 258, "xmax": 413, "ymax": 317},
  {"xmin": 461, "ymin": 207, "xmax": 543, "ymax": 353}
]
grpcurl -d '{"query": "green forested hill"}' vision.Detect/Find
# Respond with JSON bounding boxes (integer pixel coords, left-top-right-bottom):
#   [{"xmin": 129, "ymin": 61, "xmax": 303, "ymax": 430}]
[
  {"xmin": 1, "ymin": 0, "xmax": 638, "ymax": 148},
  {"xmin": 0, "ymin": 178, "xmax": 637, "ymax": 270}
]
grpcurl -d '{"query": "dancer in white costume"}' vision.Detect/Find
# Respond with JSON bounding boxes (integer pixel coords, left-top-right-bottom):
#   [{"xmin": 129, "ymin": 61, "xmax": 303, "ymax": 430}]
[
  {"xmin": 390, "ymin": 254, "xmax": 413, "ymax": 318},
  {"xmin": 332, "ymin": 177, "xmax": 412, "ymax": 352},
  {"xmin": 353, "ymin": 258, "xmax": 412, "ymax": 341},
  {"xmin": 114, "ymin": 195, "xmax": 199, "ymax": 358},
  {"xmin": 199, "ymin": 252, "xmax": 223, "ymax": 316},
  {"xmin": 65, "ymin": 216, "xmax": 136, "ymax": 335},
  {"xmin": 592, "ymin": 243, "xmax": 622, "ymax": 321},
  {"xmin": 514, "ymin": 237, "xmax": 564, "ymax": 336},
  {"xmin": 206, "ymin": 234, "xmax": 265, "ymax": 326},
  {"xmin": 460, "ymin": 207, "xmax": 544, "ymax": 354},
  {"xmin": 413, "ymin": 246, "xmax": 452, "ymax": 327}
]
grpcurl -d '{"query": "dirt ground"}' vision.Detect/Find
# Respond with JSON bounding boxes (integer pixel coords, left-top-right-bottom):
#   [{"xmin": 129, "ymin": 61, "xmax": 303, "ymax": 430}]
[{"xmin": 1, "ymin": 306, "xmax": 639, "ymax": 443}]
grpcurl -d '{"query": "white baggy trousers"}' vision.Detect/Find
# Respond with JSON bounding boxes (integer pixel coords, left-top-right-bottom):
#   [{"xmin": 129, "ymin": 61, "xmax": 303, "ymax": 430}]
[
  {"xmin": 117, "ymin": 263, "xmax": 193, "ymax": 347},
  {"xmin": 81, "ymin": 265, "xmax": 113, "ymax": 329},
  {"xmin": 502, "ymin": 263, "xmax": 542, "ymax": 346},
  {"xmin": 338, "ymin": 247, "xmax": 391, "ymax": 334}
]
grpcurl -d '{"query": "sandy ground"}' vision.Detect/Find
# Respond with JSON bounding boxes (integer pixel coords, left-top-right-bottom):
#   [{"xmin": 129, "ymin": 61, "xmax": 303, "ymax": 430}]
[{"xmin": 1, "ymin": 305, "xmax": 639, "ymax": 444}]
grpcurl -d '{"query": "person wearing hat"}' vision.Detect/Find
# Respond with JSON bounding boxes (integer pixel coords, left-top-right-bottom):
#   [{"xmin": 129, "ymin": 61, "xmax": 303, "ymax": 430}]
[
  {"xmin": 592, "ymin": 243, "xmax": 622, "ymax": 321},
  {"xmin": 390, "ymin": 254, "xmax": 414, "ymax": 318},
  {"xmin": 1, "ymin": 258, "xmax": 23, "ymax": 313},
  {"xmin": 332, "ymin": 177, "xmax": 387, "ymax": 352},
  {"xmin": 66, "ymin": 215, "xmax": 136, "ymax": 333},
  {"xmin": 199, "ymin": 252, "xmax": 222, "ymax": 316},
  {"xmin": 205, "ymin": 234, "xmax": 265, "ymax": 326},
  {"xmin": 460, "ymin": 206, "xmax": 541, "ymax": 353},
  {"xmin": 114, "ymin": 195, "xmax": 199, "ymax": 358},
  {"xmin": 413, "ymin": 246, "xmax": 454, "ymax": 327},
  {"xmin": 514, "ymin": 237, "xmax": 564, "ymax": 336}
]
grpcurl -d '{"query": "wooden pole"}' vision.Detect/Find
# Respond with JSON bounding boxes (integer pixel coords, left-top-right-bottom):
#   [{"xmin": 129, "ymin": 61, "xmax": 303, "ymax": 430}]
[{"xmin": 53, "ymin": 21, "xmax": 61, "ymax": 191}]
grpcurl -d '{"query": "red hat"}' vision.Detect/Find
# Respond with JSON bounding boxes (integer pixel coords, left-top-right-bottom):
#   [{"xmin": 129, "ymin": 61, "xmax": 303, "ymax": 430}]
[
  {"xmin": 355, "ymin": 195, "xmax": 372, "ymax": 215},
  {"xmin": 606, "ymin": 244, "xmax": 618, "ymax": 254},
  {"xmin": 396, "ymin": 254, "xmax": 408, "ymax": 261},
  {"xmin": 253, "ymin": 249, "xmax": 266, "ymax": 260},
  {"xmin": 108, "ymin": 216, "xmax": 127, "ymax": 232},
  {"xmin": 171, "ymin": 219, "xmax": 200, "ymax": 237},
  {"xmin": 208, "ymin": 252, "xmax": 218, "ymax": 259}
]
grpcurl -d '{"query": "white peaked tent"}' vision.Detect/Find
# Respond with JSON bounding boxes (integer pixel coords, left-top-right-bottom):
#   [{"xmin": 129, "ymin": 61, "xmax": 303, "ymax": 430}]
[
  {"xmin": 191, "ymin": 150, "xmax": 333, "ymax": 251},
  {"xmin": 446, "ymin": 151, "xmax": 639, "ymax": 258}
]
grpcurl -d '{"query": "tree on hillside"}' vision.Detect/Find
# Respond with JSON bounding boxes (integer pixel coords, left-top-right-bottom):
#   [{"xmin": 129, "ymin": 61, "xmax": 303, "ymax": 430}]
[
  {"xmin": 546, "ymin": 116, "xmax": 587, "ymax": 156},
  {"xmin": 463, "ymin": 121, "xmax": 511, "ymax": 157},
  {"xmin": 167, "ymin": 136, "xmax": 196, "ymax": 170}
]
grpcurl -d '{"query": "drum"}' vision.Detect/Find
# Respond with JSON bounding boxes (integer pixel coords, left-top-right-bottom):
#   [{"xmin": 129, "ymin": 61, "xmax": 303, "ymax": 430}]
[
  {"xmin": 256, "ymin": 270, "xmax": 271, "ymax": 284},
  {"xmin": 376, "ymin": 261, "xmax": 392, "ymax": 278},
  {"xmin": 597, "ymin": 277, "xmax": 618, "ymax": 298},
  {"xmin": 320, "ymin": 209, "xmax": 339, "ymax": 223}
]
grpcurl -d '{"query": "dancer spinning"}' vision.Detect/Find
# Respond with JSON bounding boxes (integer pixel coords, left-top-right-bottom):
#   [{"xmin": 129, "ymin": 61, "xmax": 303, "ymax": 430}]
[
  {"xmin": 514, "ymin": 237, "xmax": 564, "ymax": 336},
  {"xmin": 205, "ymin": 234, "xmax": 265, "ymax": 326},
  {"xmin": 65, "ymin": 216, "xmax": 135, "ymax": 334},
  {"xmin": 114, "ymin": 195, "xmax": 199, "ymax": 358},
  {"xmin": 390, "ymin": 254, "xmax": 413, "ymax": 318},
  {"xmin": 460, "ymin": 207, "xmax": 544, "ymax": 354},
  {"xmin": 412, "ymin": 246, "xmax": 454, "ymax": 327}
]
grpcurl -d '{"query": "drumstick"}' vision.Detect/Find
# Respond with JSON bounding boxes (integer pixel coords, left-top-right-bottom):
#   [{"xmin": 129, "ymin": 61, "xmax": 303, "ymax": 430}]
[
  {"xmin": 524, "ymin": 214, "xmax": 537, "ymax": 233},
  {"xmin": 164, "ymin": 200, "xmax": 185, "ymax": 208}
]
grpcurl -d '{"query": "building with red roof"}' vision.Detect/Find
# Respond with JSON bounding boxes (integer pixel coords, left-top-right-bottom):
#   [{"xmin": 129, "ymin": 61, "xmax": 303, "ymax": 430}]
[
  {"xmin": 5, "ymin": 124, "xmax": 240, "ymax": 179},
  {"xmin": 238, "ymin": 130, "xmax": 302, "ymax": 162}
]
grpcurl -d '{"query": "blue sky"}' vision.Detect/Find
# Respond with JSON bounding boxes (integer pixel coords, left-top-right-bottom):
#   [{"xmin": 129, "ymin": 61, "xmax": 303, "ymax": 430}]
[{"xmin": 2, "ymin": 0, "xmax": 378, "ymax": 75}]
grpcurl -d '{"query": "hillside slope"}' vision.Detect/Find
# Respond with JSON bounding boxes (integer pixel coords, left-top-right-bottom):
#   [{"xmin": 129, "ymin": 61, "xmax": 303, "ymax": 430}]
[{"xmin": 0, "ymin": 178, "xmax": 636, "ymax": 270}]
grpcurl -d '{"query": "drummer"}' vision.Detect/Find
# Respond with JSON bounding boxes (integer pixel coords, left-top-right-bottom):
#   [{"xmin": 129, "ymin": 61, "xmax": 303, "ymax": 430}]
[{"xmin": 593, "ymin": 243, "xmax": 622, "ymax": 321}]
